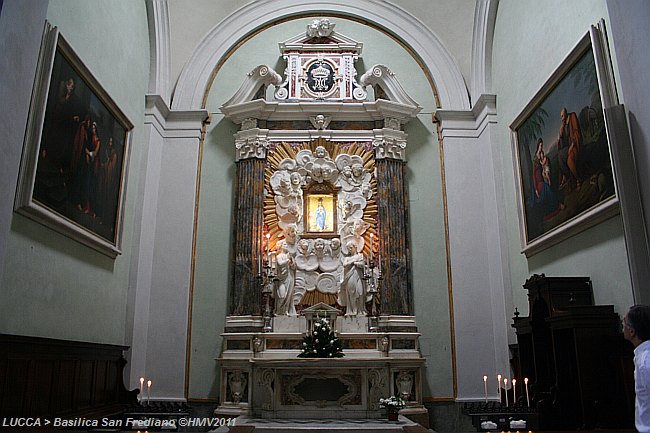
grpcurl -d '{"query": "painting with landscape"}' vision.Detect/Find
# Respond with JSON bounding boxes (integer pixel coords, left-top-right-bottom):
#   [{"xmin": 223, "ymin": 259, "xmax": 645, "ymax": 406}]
[{"xmin": 513, "ymin": 32, "xmax": 618, "ymax": 253}]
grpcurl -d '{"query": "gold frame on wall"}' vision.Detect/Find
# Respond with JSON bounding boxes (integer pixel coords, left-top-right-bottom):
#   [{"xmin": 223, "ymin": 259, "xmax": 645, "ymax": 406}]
[
  {"xmin": 509, "ymin": 21, "xmax": 619, "ymax": 257},
  {"xmin": 14, "ymin": 21, "xmax": 133, "ymax": 258}
]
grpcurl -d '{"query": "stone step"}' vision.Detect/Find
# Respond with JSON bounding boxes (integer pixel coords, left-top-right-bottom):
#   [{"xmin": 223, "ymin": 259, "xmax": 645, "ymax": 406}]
[{"xmin": 210, "ymin": 416, "xmax": 433, "ymax": 433}]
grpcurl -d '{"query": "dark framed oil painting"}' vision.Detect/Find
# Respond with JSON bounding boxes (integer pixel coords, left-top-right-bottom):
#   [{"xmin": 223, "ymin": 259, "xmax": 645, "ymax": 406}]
[
  {"xmin": 510, "ymin": 22, "xmax": 620, "ymax": 257},
  {"xmin": 15, "ymin": 22, "xmax": 133, "ymax": 258}
]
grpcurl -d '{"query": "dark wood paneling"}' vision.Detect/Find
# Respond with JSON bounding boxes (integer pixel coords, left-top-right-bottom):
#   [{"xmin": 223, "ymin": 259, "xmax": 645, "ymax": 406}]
[
  {"xmin": 0, "ymin": 334, "xmax": 136, "ymax": 418},
  {"xmin": 512, "ymin": 275, "xmax": 634, "ymax": 430}
]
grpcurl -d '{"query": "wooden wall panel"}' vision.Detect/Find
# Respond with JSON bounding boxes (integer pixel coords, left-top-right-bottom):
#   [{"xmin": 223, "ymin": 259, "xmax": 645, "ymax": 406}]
[{"xmin": 0, "ymin": 334, "xmax": 136, "ymax": 417}]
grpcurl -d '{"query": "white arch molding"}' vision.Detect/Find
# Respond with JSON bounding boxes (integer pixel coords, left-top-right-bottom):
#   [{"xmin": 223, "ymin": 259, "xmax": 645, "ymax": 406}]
[{"xmin": 171, "ymin": 0, "xmax": 470, "ymax": 111}]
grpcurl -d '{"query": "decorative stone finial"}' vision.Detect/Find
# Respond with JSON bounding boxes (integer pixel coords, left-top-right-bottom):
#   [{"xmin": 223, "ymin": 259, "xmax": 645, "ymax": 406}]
[{"xmin": 306, "ymin": 19, "xmax": 335, "ymax": 38}]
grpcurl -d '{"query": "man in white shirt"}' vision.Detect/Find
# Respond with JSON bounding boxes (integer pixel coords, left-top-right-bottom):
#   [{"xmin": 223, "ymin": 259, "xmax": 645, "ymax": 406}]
[{"xmin": 624, "ymin": 305, "xmax": 650, "ymax": 432}]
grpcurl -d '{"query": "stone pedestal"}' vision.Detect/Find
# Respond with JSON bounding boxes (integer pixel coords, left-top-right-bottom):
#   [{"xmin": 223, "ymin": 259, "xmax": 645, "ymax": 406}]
[
  {"xmin": 215, "ymin": 326, "xmax": 426, "ymax": 420},
  {"xmin": 216, "ymin": 357, "xmax": 425, "ymax": 419}
]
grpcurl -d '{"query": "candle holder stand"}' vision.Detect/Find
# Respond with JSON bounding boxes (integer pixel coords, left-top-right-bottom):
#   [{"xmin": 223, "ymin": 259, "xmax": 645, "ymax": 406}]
[
  {"xmin": 363, "ymin": 257, "xmax": 382, "ymax": 332},
  {"xmin": 121, "ymin": 401, "xmax": 191, "ymax": 431},
  {"xmin": 258, "ymin": 259, "xmax": 278, "ymax": 333},
  {"xmin": 463, "ymin": 399, "xmax": 538, "ymax": 432}
]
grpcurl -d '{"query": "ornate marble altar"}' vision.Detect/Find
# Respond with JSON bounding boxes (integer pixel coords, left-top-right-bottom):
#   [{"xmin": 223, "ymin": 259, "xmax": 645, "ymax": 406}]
[{"xmin": 216, "ymin": 19, "xmax": 426, "ymax": 420}]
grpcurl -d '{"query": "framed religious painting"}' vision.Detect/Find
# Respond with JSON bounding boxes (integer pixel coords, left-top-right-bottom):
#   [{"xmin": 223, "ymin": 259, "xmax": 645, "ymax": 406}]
[
  {"xmin": 15, "ymin": 22, "xmax": 133, "ymax": 258},
  {"xmin": 510, "ymin": 21, "xmax": 620, "ymax": 257},
  {"xmin": 302, "ymin": 182, "xmax": 338, "ymax": 237}
]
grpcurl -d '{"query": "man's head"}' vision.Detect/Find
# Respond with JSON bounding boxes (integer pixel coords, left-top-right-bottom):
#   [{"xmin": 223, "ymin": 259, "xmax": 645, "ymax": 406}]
[
  {"xmin": 560, "ymin": 107, "xmax": 568, "ymax": 124},
  {"xmin": 624, "ymin": 305, "xmax": 650, "ymax": 347},
  {"xmin": 65, "ymin": 78, "xmax": 75, "ymax": 93}
]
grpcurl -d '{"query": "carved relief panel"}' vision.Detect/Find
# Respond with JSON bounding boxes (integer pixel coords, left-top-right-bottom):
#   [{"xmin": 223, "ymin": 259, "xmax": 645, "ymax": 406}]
[{"xmin": 264, "ymin": 139, "xmax": 377, "ymax": 313}]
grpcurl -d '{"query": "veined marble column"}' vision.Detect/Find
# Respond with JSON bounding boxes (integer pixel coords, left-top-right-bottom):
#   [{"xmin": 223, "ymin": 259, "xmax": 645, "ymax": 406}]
[
  {"xmin": 374, "ymin": 129, "xmax": 413, "ymax": 316},
  {"xmin": 229, "ymin": 124, "xmax": 269, "ymax": 317}
]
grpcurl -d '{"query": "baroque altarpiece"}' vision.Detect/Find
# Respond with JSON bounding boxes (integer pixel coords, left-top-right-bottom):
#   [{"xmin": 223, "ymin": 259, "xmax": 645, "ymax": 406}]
[{"xmin": 216, "ymin": 19, "xmax": 427, "ymax": 420}]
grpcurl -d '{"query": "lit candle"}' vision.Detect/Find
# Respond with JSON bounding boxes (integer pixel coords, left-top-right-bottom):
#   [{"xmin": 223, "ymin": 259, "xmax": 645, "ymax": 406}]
[
  {"xmin": 265, "ymin": 233, "xmax": 270, "ymax": 261},
  {"xmin": 147, "ymin": 379, "xmax": 152, "ymax": 403},
  {"xmin": 524, "ymin": 377, "xmax": 530, "ymax": 407},
  {"xmin": 504, "ymin": 378, "xmax": 509, "ymax": 406},
  {"xmin": 512, "ymin": 379, "xmax": 517, "ymax": 405},
  {"xmin": 378, "ymin": 254, "xmax": 382, "ymax": 276},
  {"xmin": 370, "ymin": 233, "xmax": 374, "ymax": 263},
  {"xmin": 139, "ymin": 377, "xmax": 144, "ymax": 402},
  {"xmin": 497, "ymin": 374, "xmax": 502, "ymax": 402},
  {"xmin": 483, "ymin": 375, "xmax": 488, "ymax": 402}
]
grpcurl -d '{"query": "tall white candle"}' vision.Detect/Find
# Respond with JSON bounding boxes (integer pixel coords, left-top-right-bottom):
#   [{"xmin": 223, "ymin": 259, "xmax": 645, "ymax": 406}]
[
  {"xmin": 370, "ymin": 233, "xmax": 374, "ymax": 262},
  {"xmin": 265, "ymin": 233, "xmax": 270, "ymax": 260},
  {"xmin": 504, "ymin": 378, "xmax": 509, "ymax": 406},
  {"xmin": 147, "ymin": 379, "xmax": 152, "ymax": 403},
  {"xmin": 497, "ymin": 374, "xmax": 502, "ymax": 402},
  {"xmin": 524, "ymin": 377, "xmax": 530, "ymax": 407},
  {"xmin": 139, "ymin": 377, "xmax": 144, "ymax": 402},
  {"xmin": 483, "ymin": 375, "xmax": 488, "ymax": 402},
  {"xmin": 512, "ymin": 379, "xmax": 517, "ymax": 404}
]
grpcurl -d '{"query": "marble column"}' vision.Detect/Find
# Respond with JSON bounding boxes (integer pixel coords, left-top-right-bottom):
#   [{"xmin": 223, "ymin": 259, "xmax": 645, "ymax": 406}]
[
  {"xmin": 374, "ymin": 129, "xmax": 413, "ymax": 316},
  {"xmin": 229, "ymin": 124, "xmax": 269, "ymax": 317}
]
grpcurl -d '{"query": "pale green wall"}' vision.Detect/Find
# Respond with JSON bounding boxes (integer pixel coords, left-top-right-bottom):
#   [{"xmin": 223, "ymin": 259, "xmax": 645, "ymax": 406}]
[
  {"xmin": 189, "ymin": 16, "xmax": 453, "ymax": 399},
  {"xmin": 0, "ymin": 0, "xmax": 149, "ymax": 345},
  {"xmin": 492, "ymin": 0, "xmax": 634, "ymax": 319}
]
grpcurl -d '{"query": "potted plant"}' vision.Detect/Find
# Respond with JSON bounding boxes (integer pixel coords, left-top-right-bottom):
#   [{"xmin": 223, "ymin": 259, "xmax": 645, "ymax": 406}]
[{"xmin": 379, "ymin": 395, "xmax": 406, "ymax": 421}]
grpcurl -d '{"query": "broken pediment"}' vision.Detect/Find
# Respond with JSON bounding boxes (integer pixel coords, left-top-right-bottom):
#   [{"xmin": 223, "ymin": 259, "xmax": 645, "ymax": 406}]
[{"xmin": 220, "ymin": 18, "xmax": 421, "ymax": 123}]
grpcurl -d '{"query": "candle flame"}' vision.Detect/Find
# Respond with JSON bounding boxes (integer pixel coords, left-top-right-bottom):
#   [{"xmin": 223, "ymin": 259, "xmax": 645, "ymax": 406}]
[
  {"xmin": 524, "ymin": 377, "xmax": 528, "ymax": 384},
  {"xmin": 147, "ymin": 380, "xmax": 152, "ymax": 386},
  {"xmin": 483, "ymin": 375, "xmax": 487, "ymax": 381},
  {"xmin": 139, "ymin": 377, "xmax": 144, "ymax": 384}
]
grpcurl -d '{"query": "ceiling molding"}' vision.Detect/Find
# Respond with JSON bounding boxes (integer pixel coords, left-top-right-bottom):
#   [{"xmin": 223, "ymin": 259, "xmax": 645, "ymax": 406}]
[{"xmin": 470, "ymin": 0, "xmax": 498, "ymax": 105}]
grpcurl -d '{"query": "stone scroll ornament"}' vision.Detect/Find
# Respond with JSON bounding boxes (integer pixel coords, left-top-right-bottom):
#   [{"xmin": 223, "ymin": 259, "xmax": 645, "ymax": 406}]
[{"xmin": 268, "ymin": 144, "xmax": 374, "ymax": 315}]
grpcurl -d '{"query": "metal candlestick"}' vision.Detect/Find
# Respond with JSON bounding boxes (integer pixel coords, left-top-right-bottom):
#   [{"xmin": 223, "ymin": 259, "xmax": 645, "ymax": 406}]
[
  {"xmin": 258, "ymin": 255, "xmax": 277, "ymax": 333},
  {"xmin": 363, "ymin": 257, "xmax": 382, "ymax": 332}
]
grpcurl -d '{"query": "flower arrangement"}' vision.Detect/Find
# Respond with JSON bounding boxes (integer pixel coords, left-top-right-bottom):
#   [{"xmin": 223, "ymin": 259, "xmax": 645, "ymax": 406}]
[
  {"xmin": 379, "ymin": 395, "xmax": 406, "ymax": 413},
  {"xmin": 298, "ymin": 317, "xmax": 344, "ymax": 358}
]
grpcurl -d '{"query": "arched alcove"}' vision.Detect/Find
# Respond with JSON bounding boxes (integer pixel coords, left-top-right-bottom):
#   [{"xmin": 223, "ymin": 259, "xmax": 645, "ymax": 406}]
[
  {"xmin": 172, "ymin": 0, "xmax": 470, "ymax": 111},
  {"xmin": 187, "ymin": 15, "xmax": 455, "ymax": 403}
]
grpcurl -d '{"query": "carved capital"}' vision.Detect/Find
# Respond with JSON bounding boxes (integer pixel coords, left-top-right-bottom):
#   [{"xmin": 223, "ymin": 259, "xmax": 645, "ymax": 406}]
[
  {"xmin": 234, "ymin": 129, "xmax": 269, "ymax": 161},
  {"xmin": 373, "ymin": 135, "xmax": 407, "ymax": 161}
]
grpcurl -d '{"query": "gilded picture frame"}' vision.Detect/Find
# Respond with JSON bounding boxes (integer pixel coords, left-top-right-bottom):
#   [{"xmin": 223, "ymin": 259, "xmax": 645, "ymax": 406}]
[
  {"xmin": 14, "ymin": 22, "xmax": 133, "ymax": 258},
  {"xmin": 302, "ymin": 182, "xmax": 338, "ymax": 238},
  {"xmin": 510, "ymin": 21, "xmax": 620, "ymax": 257}
]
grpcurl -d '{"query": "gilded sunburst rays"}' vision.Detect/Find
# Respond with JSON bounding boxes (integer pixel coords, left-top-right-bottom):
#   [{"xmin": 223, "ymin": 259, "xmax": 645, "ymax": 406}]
[{"xmin": 264, "ymin": 139, "xmax": 377, "ymax": 257}]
